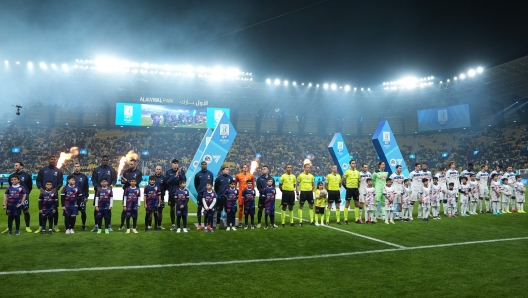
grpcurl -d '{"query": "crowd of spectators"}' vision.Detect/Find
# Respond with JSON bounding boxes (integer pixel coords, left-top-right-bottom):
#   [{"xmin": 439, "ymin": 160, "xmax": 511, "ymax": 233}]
[{"xmin": 1, "ymin": 123, "xmax": 527, "ymax": 177}]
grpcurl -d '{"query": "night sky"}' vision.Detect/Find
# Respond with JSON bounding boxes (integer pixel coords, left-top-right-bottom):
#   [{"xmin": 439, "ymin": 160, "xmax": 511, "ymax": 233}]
[{"xmin": 1, "ymin": 0, "xmax": 528, "ymax": 86}]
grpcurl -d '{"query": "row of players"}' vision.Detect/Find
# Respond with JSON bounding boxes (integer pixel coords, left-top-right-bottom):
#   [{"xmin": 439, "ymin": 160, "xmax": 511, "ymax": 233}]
[{"xmin": 2, "ymin": 157, "xmax": 526, "ymax": 235}]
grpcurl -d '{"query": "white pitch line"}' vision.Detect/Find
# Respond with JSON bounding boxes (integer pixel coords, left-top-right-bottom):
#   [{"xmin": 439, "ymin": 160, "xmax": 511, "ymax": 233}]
[
  {"xmin": 274, "ymin": 211, "xmax": 405, "ymax": 248},
  {"xmin": 321, "ymin": 225, "xmax": 406, "ymax": 248},
  {"xmin": 1, "ymin": 237, "xmax": 527, "ymax": 276}
]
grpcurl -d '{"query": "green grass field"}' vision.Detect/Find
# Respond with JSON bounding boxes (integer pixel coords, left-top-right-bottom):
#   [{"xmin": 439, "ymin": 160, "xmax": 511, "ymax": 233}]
[
  {"xmin": 140, "ymin": 115, "xmax": 207, "ymax": 128},
  {"xmin": 1, "ymin": 188, "xmax": 527, "ymax": 298}
]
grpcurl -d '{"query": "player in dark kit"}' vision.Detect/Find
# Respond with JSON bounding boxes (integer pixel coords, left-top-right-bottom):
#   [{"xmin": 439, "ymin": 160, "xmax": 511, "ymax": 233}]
[
  {"xmin": 144, "ymin": 176, "xmax": 161, "ymax": 232},
  {"xmin": 123, "ymin": 177, "xmax": 141, "ymax": 234},
  {"xmin": 194, "ymin": 161, "xmax": 214, "ymax": 230},
  {"xmin": 6, "ymin": 161, "xmax": 33, "ymax": 233},
  {"xmin": 202, "ymin": 182, "xmax": 217, "ymax": 232},
  {"xmin": 257, "ymin": 165, "xmax": 275, "ymax": 228},
  {"xmin": 175, "ymin": 180, "xmax": 190, "ymax": 233},
  {"xmin": 36, "ymin": 155, "xmax": 64, "ymax": 233},
  {"xmin": 214, "ymin": 166, "xmax": 231, "ymax": 229},
  {"xmin": 73, "ymin": 163, "xmax": 89, "ymax": 230},
  {"xmin": 243, "ymin": 180, "xmax": 257, "ymax": 229},
  {"xmin": 151, "ymin": 111, "xmax": 161, "ymax": 127},
  {"xmin": 225, "ymin": 180, "xmax": 239, "ymax": 231},
  {"xmin": 165, "ymin": 159, "xmax": 186, "ymax": 230},
  {"xmin": 263, "ymin": 177, "xmax": 277, "ymax": 229},
  {"xmin": 95, "ymin": 178, "xmax": 114, "ymax": 234},
  {"xmin": 91, "ymin": 155, "xmax": 117, "ymax": 232},
  {"xmin": 38, "ymin": 181, "xmax": 58, "ymax": 234},
  {"xmin": 153, "ymin": 166, "xmax": 166, "ymax": 230},
  {"xmin": 119, "ymin": 159, "xmax": 142, "ymax": 231},
  {"xmin": 61, "ymin": 175, "xmax": 81, "ymax": 234},
  {"xmin": 3, "ymin": 175, "xmax": 27, "ymax": 236}
]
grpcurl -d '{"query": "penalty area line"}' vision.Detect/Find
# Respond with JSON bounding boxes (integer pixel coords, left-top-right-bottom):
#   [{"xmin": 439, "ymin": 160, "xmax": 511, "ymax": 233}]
[{"xmin": 1, "ymin": 237, "xmax": 527, "ymax": 275}]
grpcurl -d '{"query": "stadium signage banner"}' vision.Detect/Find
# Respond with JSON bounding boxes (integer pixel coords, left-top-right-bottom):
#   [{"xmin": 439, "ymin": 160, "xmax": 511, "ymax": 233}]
[
  {"xmin": 188, "ymin": 113, "xmax": 237, "ymax": 203},
  {"xmin": 371, "ymin": 121, "xmax": 409, "ymax": 177},
  {"xmin": 185, "ymin": 129, "xmax": 213, "ymax": 197}
]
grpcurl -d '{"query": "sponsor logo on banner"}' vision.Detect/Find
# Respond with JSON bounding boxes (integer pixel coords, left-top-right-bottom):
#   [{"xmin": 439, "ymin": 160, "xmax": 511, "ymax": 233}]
[
  {"xmin": 214, "ymin": 110, "xmax": 223, "ymax": 125},
  {"xmin": 193, "ymin": 160, "xmax": 199, "ymax": 167},
  {"xmin": 206, "ymin": 137, "xmax": 211, "ymax": 145},
  {"xmin": 337, "ymin": 142, "xmax": 344, "ymax": 154},
  {"xmin": 203, "ymin": 155, "xmax": 212, "ymax": 164},
  {"xmin": 220, "ymin": 124, "xmax": 229, "ymax": 137},
  {"xmin": 342, "ymin": 163, "xmax": 349, "ymax": 169},
  {"xmin": 212, "ymin": 155, "xmax": 221, "ymax": 163},
  {"xmin": 390, "ymin": 159, "xmax": 397, "ymax": 166},
  {"xmin": 438, "ymin": 109, "xmax": 448, "ymax": 124},
  {"xmin": 383, "ymin": 132, "xmax": 390, "ymax": 144},
  {"xmin": 124, "ymin": 105, "xmax": 133, "ymax": 118}
]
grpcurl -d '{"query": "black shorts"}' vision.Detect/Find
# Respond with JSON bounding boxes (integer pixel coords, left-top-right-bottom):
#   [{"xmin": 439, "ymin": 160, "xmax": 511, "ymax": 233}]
[
  {"xmin": 281, "ymin": 191, "xmax": 295, "ymax": 206},
  {"xmin": 168, "ymin": 194, "xmax": 176, "ymax": 207},
  {"xmin": 197, "ymin": 195, "xmax": 204, "ymax": 208},
  {"xmin": 315, "ymin": 206, "xmax": 325, "ymax": 214},
  {"xmin": 299, "ymin": 191, "xmax": 314, "ymax": 205},
  {"xmin": 346, "ymin": 188, "xmax": 360, "ymax": 201},
  {"xmin": 327, "ymin": 190, "xmax": 341, "ymax": 204},
  {"xmin": 258, "ymin": 195, "xmax": 265, "ymax": 208}
]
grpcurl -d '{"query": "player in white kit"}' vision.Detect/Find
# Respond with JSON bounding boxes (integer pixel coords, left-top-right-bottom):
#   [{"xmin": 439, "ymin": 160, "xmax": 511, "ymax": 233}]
[
  {"xmin": 389, "ymin": 165, "xmax": 405, "ymax": 219},
  {"xmin": 514, "ymin": 175, "xmax": 525, "ymax": 213},
  {"xmin": 490, "ymin": 174, "xmax": 502, "ymax": 215},
  {"xmin": 420, "ymin": 178, "xmax": 431, "ymax": 221},
  {"xmin": 408, "ymin": 163, "xmax": 423, "ymax": 220},
  {"xmin": 469, "ymin": 174, "xmax": 479, "ymax": 215},
  {"xmin": 446, "ymin": 161, "xmax": 460, "ymax": 214},
  {"xmin": 435, "ymin": 167, "xmax": 448, "ymax": 215},
  {"xmin": 383, "ymin": 178, "xmax": 395, "ymax": 224},
  {"xmin": 504, "ymin": 166, "xmax": 516, "ymax": 212},
  {"xmin": 431, "ymin": 177, "xmax": 442, "ymax": 219},
  {"xmin": 475, "ymin": 165, "xmax": 490, "ymax": 213}
]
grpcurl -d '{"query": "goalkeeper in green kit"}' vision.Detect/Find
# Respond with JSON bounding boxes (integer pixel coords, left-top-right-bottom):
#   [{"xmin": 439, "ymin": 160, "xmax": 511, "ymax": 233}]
[{"xmin": 372, "ymin": 161, "xmax": 388, "ymax": 222}]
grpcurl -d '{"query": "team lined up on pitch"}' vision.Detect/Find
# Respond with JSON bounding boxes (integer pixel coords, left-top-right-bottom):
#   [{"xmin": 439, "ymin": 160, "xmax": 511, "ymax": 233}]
[{"xmin": 2, "ymin": 157, "xmax": 526, "ymax": 235}]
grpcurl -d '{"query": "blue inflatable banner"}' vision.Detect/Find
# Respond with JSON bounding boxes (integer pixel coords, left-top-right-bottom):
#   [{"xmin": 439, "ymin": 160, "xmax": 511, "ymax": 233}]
[
  {"xmin": 186, "ymin": 129, "xmax": 213, "ymax": 198},
  {"xmin": 188, "ymin": 113, "xmax": 237, "ymax": 203},
  {"xmin": 371, "ymin": 121, "xmax": 409, "ymax": 177}
]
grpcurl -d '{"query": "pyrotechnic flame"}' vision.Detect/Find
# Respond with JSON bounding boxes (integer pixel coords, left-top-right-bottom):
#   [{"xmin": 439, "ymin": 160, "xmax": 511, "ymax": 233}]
[
  {"xmin": 118, "ymin": 150, "xmax": 139, "ymax": 176},
  {"xmin": 57, "ymin": 147, "xmax": 79, "ymax": 168},
  {"xmin": 250, "ymin": 160, "xmax": 259, "ymax": 174}
]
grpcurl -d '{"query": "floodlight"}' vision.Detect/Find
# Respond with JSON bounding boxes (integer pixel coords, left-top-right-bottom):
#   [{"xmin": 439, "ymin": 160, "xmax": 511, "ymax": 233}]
[
  {"xmin": 266, "ymin": 79, "xmax": 271, "ymax": 84},
  {"xmin": 468, "ymin": 69, "xmax": 475, "ymax": 77},
  {"xmin": 476, "ymin": 67, "xmax": 483, "ymax": 73},
  {"xmin": 284, "ymin": 80, "xmax": 289, "ymax": 86},
  {"xmin": 28, "ymin": 62, "xmax": 33, "ymax": 67},
  {"xmin": 344, "ymin": 85, "xmax": 350, "ymax": 91},
  {"xmin": 460, "ymin": 74, "xmax": 466, "ymax": 79},
  {"xmin": 274, "ymin": 79, "xmax": 280, "ymax": 85},
  {"xmin": 323, "ymin": 83, "xmax": 329, "ymax": 89},
  {"xmin": 331, "ymin": 83, "xmax": 336, "ymax": 90}
]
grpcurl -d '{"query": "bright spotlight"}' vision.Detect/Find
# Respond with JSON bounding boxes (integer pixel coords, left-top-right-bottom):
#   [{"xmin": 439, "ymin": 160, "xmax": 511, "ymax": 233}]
[
  {"xmin": 16, "ymin": 61, "xmax": 20, "ymax": 64},
  {"xmin": 447, "ymin": 79, "xmax": 450, "ymax": 82},
  {"xmin": 454, "ymin": 77, "xmax": 457, "ymax": 80},
  {"xmin": 344, "ymin": 85, "xmax": 350, "ymax": 91},
  {"xmin": 331, "ymin": 83, "xmax": 336, "ymax": 90},
  {"xmin": 361, "ymin": 88, "xmax": 364, "ymax": 91},
  {"xmin": 460, "ymin": 74, "xmax": 466, "ymax": 79},
  {"xmin": 476, "ymin": 67, "xmax": 483, "ymax": 73},
  {"xmin": 61, "ymin": 64, "xmax": 68, "ymax": 71},
  {"xmin": 316, "ymin": 84, "xmax": 319, "ymax": 87},
  {"xmin": 4, "ymin": 60, "xmax": 7, "ymax": 65},
  {"xmin": 51, "ymin": 63, "xmax": 57, "ymax": 69},
  {"xmin": 301, "ymin": 83, "xmax": 304, "ymax": 86},
  {"xmin": 266, "ymin": 78, "xmax": 271, "ymax": 84},
  {"xmin": 274, "ymin": 79, "xmax": 280, "ymax": 85},
  {"xmin": 323, "ymin": 83, "xmax": 328, "ymax": 89},
  {"xmin": 468, "ymin": 69, "xmax": 475, "ymax": 77},
  {"xmin": 284, "ymin": 80, "xmax": 289, "ymax": 86},
  {"xmin": 367, "ymin": 88, "xmax": 370, "ymax": 91},
  {"xmin": 354, "ymin": 87, "xmax": 357, "ymax": 91},
  {"xmin": 28, "ymin": 62, "xmax": 33, "ymax": 68},
  {"xmin": 308, "ymin": 83, "xmax": 312, "ymax": 87},
  {"xmin": 440, "ymin": 81, "xmax": 443, "ymax": 84}
]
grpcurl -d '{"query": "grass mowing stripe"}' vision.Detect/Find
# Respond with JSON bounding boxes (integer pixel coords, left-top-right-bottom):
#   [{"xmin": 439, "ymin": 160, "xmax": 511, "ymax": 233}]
[
  {"xmin": 2, "ymin": 236, "xmax": 526, "ymax": 276},
  {"xmin": 322, "ymin": 224, "xmax": 407, "ymax": 248},
  {"xmin": 275, "ymin": 210, "xmax": 406, "ymax": 248}
]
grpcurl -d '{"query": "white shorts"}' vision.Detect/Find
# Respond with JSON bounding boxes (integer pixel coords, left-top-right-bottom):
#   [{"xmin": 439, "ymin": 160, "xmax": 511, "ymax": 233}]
[
  {"xmin": 510, "ymin": 186, "xmax": 516, "ymax": 198},
  {"xmin": 479, "ymin": 188, "xmax": 489, "ymax": 198},
  {"xmin": 502, "ymin": 196, "xmax": 510, "ymax": 203},
  {"xmin": 491, "ymin": 195, "xmax": 500, "ymax": 202},
  {"xmin": 410, "ymin": 191, "xmax": 420, "ymax": 202},
  {"xmin": 470, "ymin": 194, "xmax": 479, "ymax": 202},
  {"xmin": 393, "ymin": 193, "xmax": 402, "ymax": 203},
  {"xmin": 517, "ymin": 195, "xmax": 525, "ymax": 203},
  {"xmin": 366, "ymin": 205, "xmax": 375, "ymax": 211},
  {"xmin": 460, "ymin": 195, "xmax": 469, "ymax": 204},
  {"xmin": 402, "ymin": 203, "xmax": 410, "ymax": 209}
]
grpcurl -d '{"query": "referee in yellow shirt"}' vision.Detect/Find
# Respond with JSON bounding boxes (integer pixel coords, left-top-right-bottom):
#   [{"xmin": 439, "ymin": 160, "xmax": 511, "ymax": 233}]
[
  {"xmin": 279, "ymin": 164, "xmax": 296, "ymax": 228},
  {"xmin": 342, "ymin": 159, "xmax": 362, "ymax": 224},
  {"xmin": 325, "ymin": 165, "xmax": 342, "ymax": 225},
  {"xmin": 297, "ymin": 163, "xmax": 315, "ymax": 226}
]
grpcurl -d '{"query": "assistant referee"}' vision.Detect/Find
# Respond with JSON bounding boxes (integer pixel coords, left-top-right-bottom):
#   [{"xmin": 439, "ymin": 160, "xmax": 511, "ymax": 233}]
[
  {"xmin": 325, "ymin": 165, "xmax": 342, "ymax": 225},
  {"xmin": 279, "ymin": 164, "xmax": 296, "ymax": 228}
]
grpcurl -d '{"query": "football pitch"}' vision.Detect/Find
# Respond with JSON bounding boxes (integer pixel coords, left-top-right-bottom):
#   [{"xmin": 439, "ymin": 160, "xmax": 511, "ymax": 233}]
[{"xmin": 1, "ymin": 189, "xmax": 527, "ymax": 298}]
